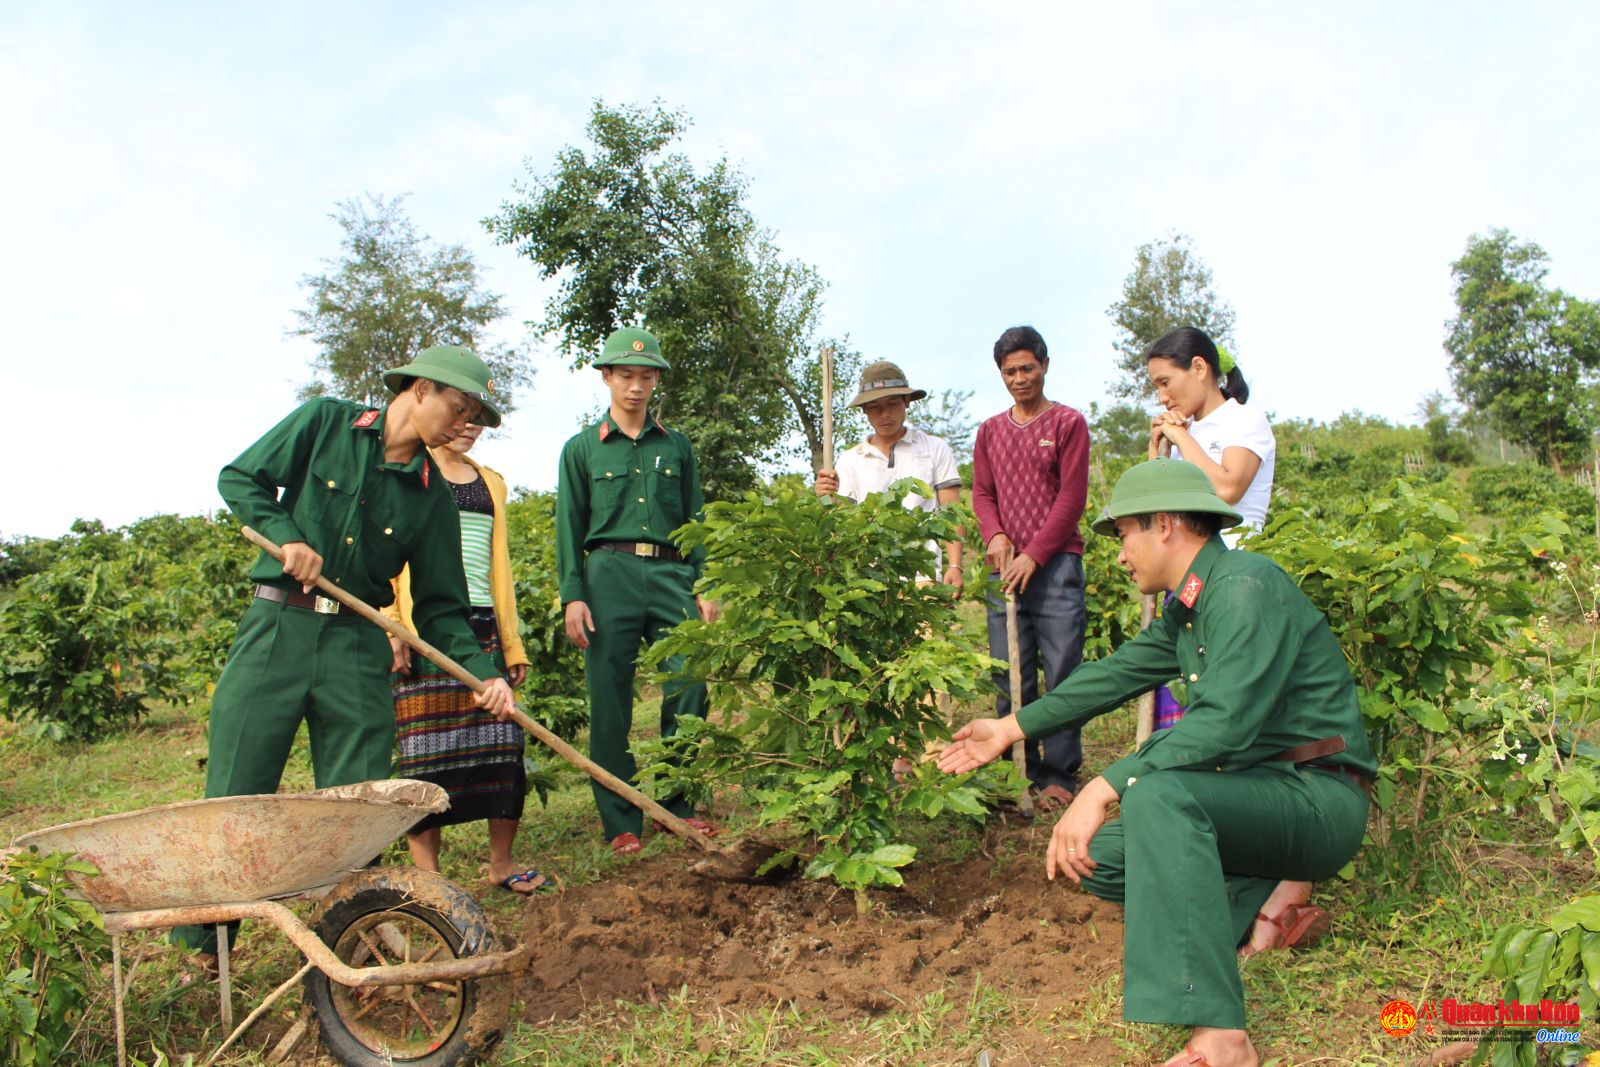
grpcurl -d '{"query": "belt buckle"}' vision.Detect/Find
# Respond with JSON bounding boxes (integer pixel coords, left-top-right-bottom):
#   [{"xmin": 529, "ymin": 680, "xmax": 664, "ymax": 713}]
[
  {"xmin": 313, "ymin": 595, "xmax": 340, "ymax": 615},
  {"xmin": 634, "ymin": 543, "xmax": 656, "ymax": 558}
]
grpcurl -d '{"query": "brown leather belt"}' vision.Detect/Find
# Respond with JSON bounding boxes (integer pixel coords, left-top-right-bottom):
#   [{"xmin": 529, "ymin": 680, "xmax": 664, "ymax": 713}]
[
  {"xmin": 594, "ymin": 541, "xmax": 684, "ymax": 562},
  {"xmin": 1270, "ymin": 735, "xmax": 1373, "ymax": 796},
  {"xmin": 254, "ymin": 583, "xmax": 355, "ymax": 616}
]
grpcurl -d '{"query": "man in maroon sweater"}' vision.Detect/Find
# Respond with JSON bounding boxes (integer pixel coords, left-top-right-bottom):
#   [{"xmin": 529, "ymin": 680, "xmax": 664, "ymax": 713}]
[{"xmin": 972, "ymin": 325, "xmax": 1091, "ymax": 804}]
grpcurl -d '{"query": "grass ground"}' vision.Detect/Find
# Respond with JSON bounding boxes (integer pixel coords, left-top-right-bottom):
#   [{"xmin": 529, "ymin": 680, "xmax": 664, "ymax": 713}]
[{"xmin": 4, "ymin": 681, "xmax": 1591, "ymax": 1066}]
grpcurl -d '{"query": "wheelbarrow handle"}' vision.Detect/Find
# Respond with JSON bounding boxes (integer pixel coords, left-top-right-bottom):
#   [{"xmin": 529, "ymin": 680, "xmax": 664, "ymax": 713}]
[{"xmin": 239, "ymin": 526, "xmax": 717, "ymax": 853}]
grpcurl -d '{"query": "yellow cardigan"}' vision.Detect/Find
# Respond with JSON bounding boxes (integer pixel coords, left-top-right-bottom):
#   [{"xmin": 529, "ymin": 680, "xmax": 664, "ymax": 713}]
[{"xmin": 385, "ymin": 452, "xmax": 530, "ymax": 669}]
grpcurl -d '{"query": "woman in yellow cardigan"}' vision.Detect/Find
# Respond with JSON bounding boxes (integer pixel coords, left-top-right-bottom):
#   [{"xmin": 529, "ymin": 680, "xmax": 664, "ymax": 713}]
[{"xmin": 387, "ymin": 425, "xmax": 549, "ymax": 893}]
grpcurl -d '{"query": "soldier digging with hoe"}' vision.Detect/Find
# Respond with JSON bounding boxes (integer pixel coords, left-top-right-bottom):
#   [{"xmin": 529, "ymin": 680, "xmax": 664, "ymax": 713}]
[
  {"xmin": 939, "ymin": 459, "xmax": 1375, "ymax": 1067},
  {"xmin": 175, "ymin": 345, "xmax": 516, "ymax": 961},
  {"xmin": 557, "ymin": 327, "xmax": 720, "ymax": 855}
]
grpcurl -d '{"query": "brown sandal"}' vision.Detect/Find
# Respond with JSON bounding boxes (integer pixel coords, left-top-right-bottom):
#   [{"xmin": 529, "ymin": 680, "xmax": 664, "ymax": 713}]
[{"xmin": 1241, "ymin": 903, "xmax": 1331, "ymax": 957}]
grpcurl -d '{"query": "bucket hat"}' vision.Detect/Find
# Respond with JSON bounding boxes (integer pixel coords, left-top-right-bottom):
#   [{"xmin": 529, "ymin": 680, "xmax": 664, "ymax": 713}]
[
  {"xmin": 1090, "ymin": 458, "xmax": 1243, "ymax": 536},
  {"xmin": 382, "ymin": 345, "xmax": 503, "ymax": 428},
  {"xmin": 846, "ymin": 360, "xmax": 927, "ymax": 407},
  {"xmin": 595, "ymin": 327, "xmax": 671, "ymax": 370}
]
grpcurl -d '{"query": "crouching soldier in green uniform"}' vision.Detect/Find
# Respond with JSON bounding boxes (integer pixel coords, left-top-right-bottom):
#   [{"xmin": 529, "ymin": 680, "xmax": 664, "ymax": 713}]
[
  {"xmin": 938, "ymin": 459, "xmax": 1374, "ymax": 1067},
  {"xmin": 557, "ymin": 327, "xmax": 719, "ymax": 855},
  {"xmin": 175, "ymin": 345, "xmax": 515, "ymax": 957}
]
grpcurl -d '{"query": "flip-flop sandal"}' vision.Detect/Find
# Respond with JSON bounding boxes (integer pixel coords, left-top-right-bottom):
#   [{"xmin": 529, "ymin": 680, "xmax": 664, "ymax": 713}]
[
  {"xmin": 1241, "ymin": 903, "xmax": 1332, "ymax": 957},
  {"xmin": 494, "ymin": 868, "xmax": 558, "ymax": 895},
  {"xmin": 1163, "ymin": 1044, "xmax": 1212, "ymax": 1066},
  {"xmin": 610, "ymin": 832, "xmax": 643, "ymax": 855},
  {"xmin": 1032, "ymin": 783, "xmax": 1076, "ymax": 810}
]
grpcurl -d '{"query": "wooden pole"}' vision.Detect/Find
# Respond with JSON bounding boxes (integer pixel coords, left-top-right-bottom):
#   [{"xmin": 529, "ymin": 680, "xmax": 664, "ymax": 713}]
[
  {"xmin": 1135, "ymin": 594, "xmax": 1158, "ymax": 745},
  {"xmin": 821, "ymin": 345, "xmax": 835, "ymax": 474},
  {"xmin": 1006, "ymin": 593, "xmax": 1034, "ymax": 817}
]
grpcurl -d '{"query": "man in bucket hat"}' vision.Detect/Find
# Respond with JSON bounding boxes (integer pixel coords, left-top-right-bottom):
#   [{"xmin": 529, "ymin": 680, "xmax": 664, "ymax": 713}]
[
  {"xmin": 175, "ymin": 344, "xmax": 515, "ymax": 958},
  {"xmin": 557, "ymin": 326, "xmax": 719, "ymax": 855},
  {"xmin": 814, "ymin": 360, "xmax": 964, "ymax": 588},
  {"xmin": 939, "ymin": 458, "xmax": 1375, "ymax": 1067}
]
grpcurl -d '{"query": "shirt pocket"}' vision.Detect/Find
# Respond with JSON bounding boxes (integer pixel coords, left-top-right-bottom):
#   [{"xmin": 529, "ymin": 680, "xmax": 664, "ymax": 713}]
[
  {"xmin": 304, "ymin": 464, "xmax": 355, "ymax": 526},
  {"xmin": 360, "ymin": 510, "xmax": 414, "ymax": 585},
  {"xmin": 589, "ymin": 462, "xmax": 628, "ymax": 514},
  {"xmin": 652, "ymin": 463, "xmax": 686, "ymax": 528}
]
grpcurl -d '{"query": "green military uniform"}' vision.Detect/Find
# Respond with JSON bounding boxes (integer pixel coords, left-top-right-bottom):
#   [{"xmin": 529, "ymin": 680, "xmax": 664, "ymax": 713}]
[
  {"xmin": 1015, "ymin": 462, "xmax": 1375, "ymax": 1030},
  {"xmin": 556, "ymin": 328, "xmax": 709, "ymax": 841},
  {"xmin": 176, "ymin": 347, "xmax": 501, "ymax": 953}
]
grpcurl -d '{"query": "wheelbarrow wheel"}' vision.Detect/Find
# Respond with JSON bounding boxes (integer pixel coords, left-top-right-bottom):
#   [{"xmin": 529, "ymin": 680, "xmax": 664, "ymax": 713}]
[{"xmin": 303, "ymin": 866, "xmax": 511, "ymax": 1067}]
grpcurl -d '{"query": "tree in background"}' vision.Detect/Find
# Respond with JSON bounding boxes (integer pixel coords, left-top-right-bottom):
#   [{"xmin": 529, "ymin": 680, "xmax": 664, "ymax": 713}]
[
  {"xmin": 1106, "ymin": 233, "xmax": 1237, "ymax": 401},
  {"xmin": 485, "ymin": 101, "xmax": 866, "ymax": 499},
  {"xmin": 294, "ymin": 194, "xmax": 531, "ymax": 410},
  {"xmin": 1446, "ymin": 229, "xmax": 1600, "ymax": 471}
]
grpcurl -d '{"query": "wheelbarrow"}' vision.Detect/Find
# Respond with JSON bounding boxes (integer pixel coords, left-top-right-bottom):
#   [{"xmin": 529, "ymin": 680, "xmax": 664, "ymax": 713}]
[{"xmin": 13, "ymin": 778, "xmax": 528, "ymax": 1067}]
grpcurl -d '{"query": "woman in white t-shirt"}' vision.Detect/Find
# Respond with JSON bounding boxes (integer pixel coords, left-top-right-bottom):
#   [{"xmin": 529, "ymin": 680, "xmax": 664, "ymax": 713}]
[
  {"xmin": 1146, "ymin": 327, "xmax": 1315, "ymax": 957},
  {"xmin": 1146, "ymin": 326, "xmax": 1275, "ymax": 545}
]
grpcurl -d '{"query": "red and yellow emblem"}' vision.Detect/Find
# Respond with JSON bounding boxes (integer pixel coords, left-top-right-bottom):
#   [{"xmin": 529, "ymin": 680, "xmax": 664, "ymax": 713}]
[
  {"xmin": 352, "ymin": 409, "xmax": 380, "ymax": 428},
  {"xmin": 1379, "ymin": 1000, "xmax": 1417, "ymax": 1036},
  {"xmin": 1178, "ymin": 572, "xmax": 1204, "ymax": 608},
  {"xmin": 632, "ymin": 340, "xmax": 645, "ymax": 351}
]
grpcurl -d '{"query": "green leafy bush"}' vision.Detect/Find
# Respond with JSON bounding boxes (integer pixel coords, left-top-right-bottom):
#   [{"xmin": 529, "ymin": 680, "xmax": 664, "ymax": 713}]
[
  {"xmin": 1467, "ymin": 463, "xmax": 1595, "ymax": 528},
  {"xmin": 0, "ymin": 521, "xmax": 183, "ymax": 741},
  {"xmin": 0, "ymin": 849, "xmax": 109, "ymax": 1067},
  {"xmin": 503, "ymin": 492, "xmax": 588, "ymax": 738},
  {"xmin": 643, "ymin": 481, "xmax": 1018, "ymax": 911}
]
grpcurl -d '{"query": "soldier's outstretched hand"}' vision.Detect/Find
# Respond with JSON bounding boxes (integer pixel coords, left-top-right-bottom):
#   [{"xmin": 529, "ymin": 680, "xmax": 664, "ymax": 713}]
[{"xmin": 937, "ymin": 716, "xmax": 1024, "ymax": 774}]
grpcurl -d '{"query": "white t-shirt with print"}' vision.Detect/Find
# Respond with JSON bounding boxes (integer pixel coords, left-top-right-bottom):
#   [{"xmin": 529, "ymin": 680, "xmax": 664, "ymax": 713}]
[{"xmin": 1183, "ymin": 398, "xmax": 1275, "ymax": 546}]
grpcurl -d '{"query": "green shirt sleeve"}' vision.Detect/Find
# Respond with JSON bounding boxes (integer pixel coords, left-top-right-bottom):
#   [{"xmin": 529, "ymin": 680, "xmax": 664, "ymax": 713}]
[
  {"xmin": 1099, "ymin": 572, "xmax": 1299, "ymax": 796},
  {"xmin": 680, "ymin": 437, "xmax": 706, "ymax": 579},
  {"xmin": 556, "ymin": 436, "xmax": 590, "ymax": 605},
  {"xmin": 217, "ymin": 400, "xmax": 326, "ymax": 551},
  {"xmin": 1015, "ymin": 610, "xmax": 1181, "ymax": 749}
]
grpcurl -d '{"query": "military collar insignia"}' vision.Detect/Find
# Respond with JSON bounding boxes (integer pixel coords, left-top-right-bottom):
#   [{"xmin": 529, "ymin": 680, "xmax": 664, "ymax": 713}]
[
  {"xmin": 1178, "ymin": 572, "xmax": 1204, "ymax": 608},
  {"xmin": 598, "ymin": 414, "xmax": 665, "ymax": 441},
  {"xmin": 421, "ymin": 457, "xmax": 430, "ymax": 489},
  {"xmin": 352, "ymin": 409, "xmax": 381, "ymax": 429},
  {"xmin": 598, "ymin": 418, "xmax": 612, "ymax": 442}
]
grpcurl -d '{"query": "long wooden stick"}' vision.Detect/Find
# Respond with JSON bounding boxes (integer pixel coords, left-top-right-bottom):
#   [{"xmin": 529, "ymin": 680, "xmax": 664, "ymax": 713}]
[
  {"xmin": 821, "ymin": 345, "xmax": 835, "ymax": 473},
  {"xmin": 239, "ymin": 527, "xmax": 717, "ymax": 854},
  {"xmin": 1005, "ymin": 593, "xmax": 1034, "ymax": 817},
  {"xmin": 1135, "ymin": 593, "xmax": 1158, "ymax": 744}
]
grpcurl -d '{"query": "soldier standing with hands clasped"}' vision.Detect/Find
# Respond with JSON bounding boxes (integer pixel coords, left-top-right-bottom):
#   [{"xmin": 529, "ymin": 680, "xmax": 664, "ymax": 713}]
[{"xmin": 557, "ymin": 327, "xmax": 720, "ymax": 856}]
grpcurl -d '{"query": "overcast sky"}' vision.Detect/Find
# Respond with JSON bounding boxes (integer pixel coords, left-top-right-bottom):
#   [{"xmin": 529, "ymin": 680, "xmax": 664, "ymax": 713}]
[{"xmin": 4, "ymin": 2, "xmax": 1597, "ymax": 538}]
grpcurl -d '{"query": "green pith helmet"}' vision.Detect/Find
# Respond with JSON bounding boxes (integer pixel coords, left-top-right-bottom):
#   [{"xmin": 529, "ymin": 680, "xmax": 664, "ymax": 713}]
[
  {"xmin": 381, "ymin": 345, "xmax": 503, "ymax": 428},
  {"xmin": 1089, "ymin": 458, "xmax": 1243, "ymax": 536},
  {"xmin": 595, "ymin": 326, "xmax": 671, "ymax": 370},
  {"xmin": 846, "ymin": 360, "xmax": 928, "ymax": 408}
]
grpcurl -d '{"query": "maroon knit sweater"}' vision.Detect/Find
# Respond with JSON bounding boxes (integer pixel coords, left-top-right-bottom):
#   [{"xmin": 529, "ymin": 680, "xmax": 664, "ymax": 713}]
[{"xmin": 971, "ymin": 402, "xmax": 1090, "ymax": 565}]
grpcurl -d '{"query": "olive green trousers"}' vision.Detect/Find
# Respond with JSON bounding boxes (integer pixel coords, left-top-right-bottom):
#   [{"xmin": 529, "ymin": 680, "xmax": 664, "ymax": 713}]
[
  {"xmin": 1080, "ymin": 764, "xmax": 1368, "ymax": 1029},
  {"xmin": 582, "ymin": 551, "xmax": 708, "ymax": 840},
  {"xmin": 174, "ymin": 597, "xmax": 396, "ymax": 953}
]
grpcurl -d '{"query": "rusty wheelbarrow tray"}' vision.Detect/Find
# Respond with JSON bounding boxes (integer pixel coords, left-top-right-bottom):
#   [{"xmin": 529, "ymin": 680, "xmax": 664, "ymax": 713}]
[{"xmin": 13, "ymin": 779, "xmax": 528, "ymax": 1067}]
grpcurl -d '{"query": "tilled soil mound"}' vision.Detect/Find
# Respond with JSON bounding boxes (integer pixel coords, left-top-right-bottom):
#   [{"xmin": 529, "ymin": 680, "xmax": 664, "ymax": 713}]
[{"xmin": 514, "ymin": 822, "xmax": 1125, "ymax": 1023}]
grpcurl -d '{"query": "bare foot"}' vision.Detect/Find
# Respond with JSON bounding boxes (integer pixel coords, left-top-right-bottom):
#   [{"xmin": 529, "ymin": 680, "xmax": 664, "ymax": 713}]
[
  {"xmin": 1162, "ymin": 1027, "xmax": 1259, "ymax": 1066},
  {"xmin": 1240, "ymin": 879, "xmax": 1313, "ymax": 956}
]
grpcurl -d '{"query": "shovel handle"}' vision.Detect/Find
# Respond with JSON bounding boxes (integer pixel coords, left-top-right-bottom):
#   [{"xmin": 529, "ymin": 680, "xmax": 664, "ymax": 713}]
[
  {"xmin": 1004, "ymin": 593, "xmax": 1034, "ymax": 816},
  {"xmin": 239, "ymin": 526, "xmax": 717, "ymax": 853}
]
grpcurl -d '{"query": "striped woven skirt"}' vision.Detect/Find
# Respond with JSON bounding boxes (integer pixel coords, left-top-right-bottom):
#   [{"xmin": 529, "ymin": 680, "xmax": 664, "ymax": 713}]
[{"xmin": 393, "ymin": 608, "xmax": 526, "ymax": 831}]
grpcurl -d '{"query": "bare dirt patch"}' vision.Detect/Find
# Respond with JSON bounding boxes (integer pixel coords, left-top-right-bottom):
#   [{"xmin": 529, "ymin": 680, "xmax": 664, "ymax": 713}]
[{"xmin": 513, "ymin": 822, "xmax": 1126, "ymax": 1024}]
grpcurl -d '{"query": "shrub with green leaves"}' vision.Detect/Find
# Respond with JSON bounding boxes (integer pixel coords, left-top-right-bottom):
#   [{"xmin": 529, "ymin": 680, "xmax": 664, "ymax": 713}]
[
  {"xmin": 0, "ymin": 520, "xmax": 182, "ymax": 741},
  {"xmin": 0, "ymin": 849, "xmax": 109, "ymax": 1067},
  {"xmin": 1467, "ymin": 463, "xmax": 1595, "ymax": 530},
  {"xmin": 642, "ymin": 481, "xmax": 1018, "ymax": 912}
]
